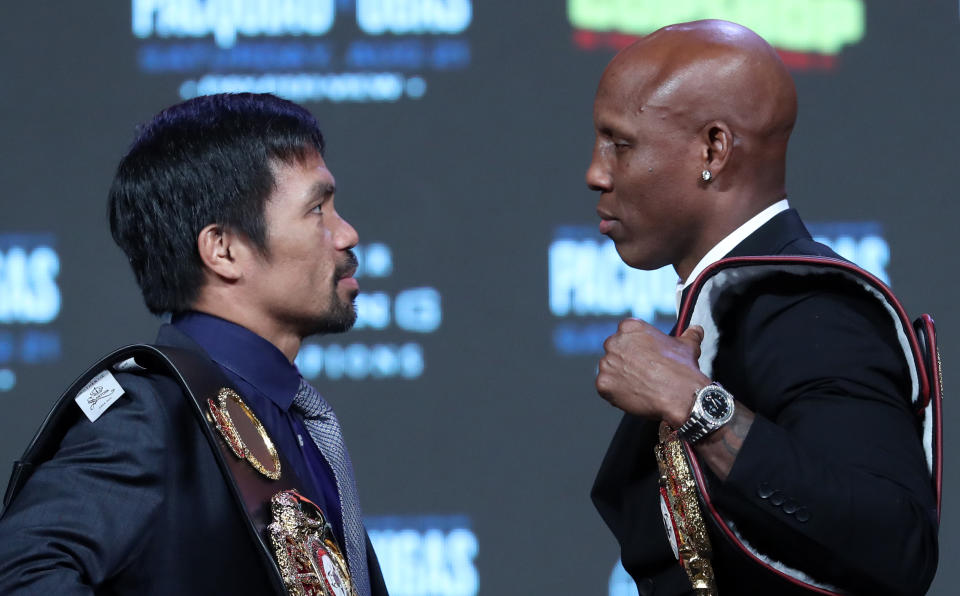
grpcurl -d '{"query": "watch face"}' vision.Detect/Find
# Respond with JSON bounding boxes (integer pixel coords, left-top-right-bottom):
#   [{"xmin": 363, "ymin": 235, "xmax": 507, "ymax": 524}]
[{"xmin": 702, "ymin": 391, "xmax": 730, "ymax": 419}]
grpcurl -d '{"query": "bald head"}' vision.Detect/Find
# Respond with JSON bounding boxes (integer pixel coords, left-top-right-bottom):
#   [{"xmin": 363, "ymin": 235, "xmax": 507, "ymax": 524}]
[
  {"xmin": 600, "ymin": 20, "xmax": 797, "ymax": 194},
  {"xmin": 612, "ymin": 20, "xmax": 795, "ymax": 136},
  {"xmin": 587, "ymin": 21, "xmax": 801, "ymax": 278}
]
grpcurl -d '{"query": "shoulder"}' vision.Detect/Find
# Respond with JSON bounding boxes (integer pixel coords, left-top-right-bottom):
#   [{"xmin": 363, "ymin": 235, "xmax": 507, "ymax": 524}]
[
  {"xmin": 777, "ymin": 236, "xmax": 842, "ymax": 260},
  {"xmin": 23, "ymin": 352, "xmax": 202, "ymax": 485},
  {"xmin": 45, "ymin": 368, "xmax": 188, "ymax": 478},
  {"xmin": 713, "ymin": 269, "xmax": 911, "ymax": 412}
]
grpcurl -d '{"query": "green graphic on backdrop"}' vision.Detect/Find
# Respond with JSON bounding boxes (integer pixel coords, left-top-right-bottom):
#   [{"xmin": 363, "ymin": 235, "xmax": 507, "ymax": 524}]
[{"xmin": 567, "ymin": 0, "xmax": 865, "ymax": 55}]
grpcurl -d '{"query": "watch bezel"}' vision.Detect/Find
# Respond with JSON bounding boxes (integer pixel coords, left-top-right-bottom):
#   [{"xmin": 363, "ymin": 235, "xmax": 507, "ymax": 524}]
[
  {"xmin": 678, "ymin": 382, "xmax": 735, "ymax": 442},
  {"xmin": 697, "ymin": 385, "xmax": 734, "ymax": 423}
]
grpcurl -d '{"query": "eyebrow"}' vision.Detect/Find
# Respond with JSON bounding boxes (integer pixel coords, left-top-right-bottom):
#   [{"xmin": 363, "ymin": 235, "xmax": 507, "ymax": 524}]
[
  {"xmin": 598, "ymin": 123, "xmax": 632, "ymax": 140},
  {"xmin": 309, "ymin": 181, "xmax": 337, "ymax": 203}
]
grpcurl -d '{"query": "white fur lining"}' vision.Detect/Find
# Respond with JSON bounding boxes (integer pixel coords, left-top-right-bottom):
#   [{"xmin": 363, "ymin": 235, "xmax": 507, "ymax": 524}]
[
  {"xmin": 922, "ymin": 399, "xmax": 934, "ymax": 476},
  {"xmin": 687, "ymin": 263, "xmax": 927, "ymax": 470},
  {"xmin": 724, "ymin": 520, "xmax": 844, "ymax": 593},
  {"xmin": 683, "ymin": 262, "xmax": 928, "ymax": 592}
]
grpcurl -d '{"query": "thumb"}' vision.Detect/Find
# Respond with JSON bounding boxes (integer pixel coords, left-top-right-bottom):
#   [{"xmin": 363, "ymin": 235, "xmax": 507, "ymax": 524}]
[
  {"xmin": 680, "ymin": 325, "xmax": 705, "ymax": 347},
  {"xmin": 679, "ymin": 325, "xmax": 704, "ymax": 360}
]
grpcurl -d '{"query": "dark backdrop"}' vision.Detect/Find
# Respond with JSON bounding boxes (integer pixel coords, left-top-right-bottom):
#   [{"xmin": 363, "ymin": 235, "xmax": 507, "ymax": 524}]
[{"xmin": 1, "ymin": 2, "xmax": 956, "ymax": 594}]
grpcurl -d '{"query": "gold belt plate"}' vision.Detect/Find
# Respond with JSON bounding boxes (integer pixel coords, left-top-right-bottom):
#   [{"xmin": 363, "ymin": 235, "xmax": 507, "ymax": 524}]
[
  {"xmin": 208, "ymin": 387, "xmax": 282, "ymax": 480},
  {"xmin": 268, "ymin": 490, "xmax": 358, "ymax": 596},
  {"xmin": 655, "ymin": 422, "xmax": 718, "ymax": 595}
]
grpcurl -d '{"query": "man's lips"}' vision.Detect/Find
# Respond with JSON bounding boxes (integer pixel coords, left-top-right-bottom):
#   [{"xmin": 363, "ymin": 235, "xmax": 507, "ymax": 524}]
[
  {"xmin": 597, "ymin": 207, "xmax": 617, "ymax": 235},
  {"xmin": 336, "ymin": 261, "xmax": 359, "ymax": 290}
]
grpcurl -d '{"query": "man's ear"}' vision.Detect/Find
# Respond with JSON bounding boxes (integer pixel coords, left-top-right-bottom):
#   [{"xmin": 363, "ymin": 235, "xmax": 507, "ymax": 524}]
[
  {"xmin": 197, "ymin": 224, "xmax": 246, "ymax": 281},
  {"xmin": 698, "ymin": 120, "xmax": 733, "ymax": 181}
]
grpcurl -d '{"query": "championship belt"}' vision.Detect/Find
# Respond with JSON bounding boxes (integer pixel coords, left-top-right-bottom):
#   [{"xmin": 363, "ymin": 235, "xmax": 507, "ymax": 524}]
[
  {"xmin": 665, "ymin": 255, "xmax": 943, "ymax": 595},
  {"xmin": 269, "ymin": 490, "xmax": 358, "ymax": 596},
  {"xmin": 205, "ymin": 384, "xmax": 358, "ymax": 596},
  {"xmin": 1, "ymin": 343, "xmax": 366, "ymax": 596},
  {"xmin": 655, "ymin": 422, "xmax": 717, "ymax": 595}
]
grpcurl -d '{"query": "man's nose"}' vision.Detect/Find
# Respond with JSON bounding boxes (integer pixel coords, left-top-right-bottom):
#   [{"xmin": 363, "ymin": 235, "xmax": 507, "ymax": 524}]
[
  {"xmin": 335, "ymin": 215, "xmax": 359, "ymax": 250},
  {"xmin": 586, "ymin": 148, "xmax": 612, "ymax": 192}
]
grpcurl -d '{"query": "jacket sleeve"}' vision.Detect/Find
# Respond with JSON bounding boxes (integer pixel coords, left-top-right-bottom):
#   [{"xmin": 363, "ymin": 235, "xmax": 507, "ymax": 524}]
[
  {"xmin": 0, "ymin": 373, "xmax": 168, "ymax": 594},
  {"xmin": 708, "ymin": 284, "xmax": 938, "ymax": 596}
]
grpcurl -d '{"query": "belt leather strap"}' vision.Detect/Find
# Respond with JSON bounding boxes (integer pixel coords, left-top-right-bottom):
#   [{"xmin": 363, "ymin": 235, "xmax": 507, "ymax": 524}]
[{"xmin": 2, "ymin": 344, "xmax": 315, "ymax": 596}]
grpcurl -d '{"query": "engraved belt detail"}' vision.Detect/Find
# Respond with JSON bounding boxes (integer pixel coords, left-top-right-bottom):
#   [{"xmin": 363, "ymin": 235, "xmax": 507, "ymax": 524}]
[
  {"xmin": 208, "ymin": 387, "xmax": 282, "ymax": 480},
  {"xmin": 269, "ymin": 490, "xmax": 358, "ymax": 596},
  {"xmin": 655, "ymin": 422, "xmax": 718, "ymax": 595}
]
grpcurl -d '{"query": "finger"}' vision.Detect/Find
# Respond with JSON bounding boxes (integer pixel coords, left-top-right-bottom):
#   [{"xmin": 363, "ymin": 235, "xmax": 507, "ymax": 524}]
[
  {"xmin": 602, "ymin": 333, "xmax": 616, "ymax": 354},
  {"xmin": 679, "ymin": 325, "xmax": 704, "ymax": 346},
  {"xmin": 595, "ymin": 370, "xmax": 612, "ymax": 399},
  {"xmin": 617, "ymin": 317, "xmax": 648, "ymax": 333}
]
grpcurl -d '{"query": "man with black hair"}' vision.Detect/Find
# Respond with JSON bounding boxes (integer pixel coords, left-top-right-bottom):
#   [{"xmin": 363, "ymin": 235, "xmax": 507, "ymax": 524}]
[{"xmin": 0, "ymin": 93, "xmax": 388, "ymax": 596}]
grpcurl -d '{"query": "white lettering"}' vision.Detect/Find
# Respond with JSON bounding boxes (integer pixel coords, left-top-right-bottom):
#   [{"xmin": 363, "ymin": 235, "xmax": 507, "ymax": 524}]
[
  {"xmin": 355, "ymin": 292, "xmax": 391, "ymax": 330},
  {"xmin": 0, "ymin": 246, "xmax": 61, "ymax": 324},
  {"xmin": 813, "ymin": 234, "xmax": 890, "ymax": 284},
  {"xmin": 395, "ymin": 287, "xmax": 442, "ymax": 333},
  {"xmin": 183, "ymin": 72, "xmax": 406, "ymax": 102},
  {"xmin": 295, "ymin": 342, "xmax": 425, "ymax": 380},
  {"xmin": 132, "ymin": 0, "xmax": 336, "ymax": 48},
  {"xmin": 549, "ymin": 231, "xmax": 892, "ymax": 327},
  {"xmin": 549, "ymin": 239, "xmax": 676, "ymax": 321},
  {"xmin": 369, "ymin": 527, "xmax": 479, "ymax": 596},
  {"xmin": 356, "ymin": 242, "xmax": 394, "ymax": 278},
  {"xmin": 357, "ymin": 0, "xmax": 472, "ymax": 35}
]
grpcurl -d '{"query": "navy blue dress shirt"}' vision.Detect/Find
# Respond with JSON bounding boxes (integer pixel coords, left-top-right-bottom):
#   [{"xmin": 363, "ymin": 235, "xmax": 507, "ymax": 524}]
[{"xmin": 172, "ymin": 311, "xmax": 345, "ymax": 548}]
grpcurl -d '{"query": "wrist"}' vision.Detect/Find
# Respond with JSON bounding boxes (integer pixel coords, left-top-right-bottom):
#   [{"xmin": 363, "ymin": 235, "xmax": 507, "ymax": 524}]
[
  {"xmin": 677, "ymin": 382, "xmax": 736, "ymax": 443},
  {"xmin": 664, "ymin": 374, "xmax": 712, "ymax": 428}
]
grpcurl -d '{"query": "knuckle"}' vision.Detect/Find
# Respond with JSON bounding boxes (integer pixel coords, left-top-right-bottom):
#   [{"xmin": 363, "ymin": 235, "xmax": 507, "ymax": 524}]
[
  {"xmin": 597, "ymin": 358, "xmax": 609, "ymax": 374},
  {"xmin": 595, "ymin": 375, "xmax": 608, "ymax": 393}
]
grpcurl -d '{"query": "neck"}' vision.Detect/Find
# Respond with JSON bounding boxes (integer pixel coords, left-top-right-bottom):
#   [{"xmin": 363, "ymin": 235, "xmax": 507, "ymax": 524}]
[
  {"xmin": 674, "ymin": 189, "xmax": 786, "ymax": 281},
  {"xmin": 191, "ymin": 294, "xmax": 302, "ymax": 362}
]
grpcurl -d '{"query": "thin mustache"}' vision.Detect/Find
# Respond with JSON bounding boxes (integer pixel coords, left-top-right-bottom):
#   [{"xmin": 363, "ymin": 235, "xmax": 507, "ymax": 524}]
[{"xmin": 335, "ymin": 250, "xmax": 358, "ymax": 278}]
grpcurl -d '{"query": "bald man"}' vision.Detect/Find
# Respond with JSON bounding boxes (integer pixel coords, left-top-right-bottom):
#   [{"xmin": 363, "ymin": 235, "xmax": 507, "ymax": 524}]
[{"xmin": 588, "ymin": 21, "xmax": 937, "ymax": 595}]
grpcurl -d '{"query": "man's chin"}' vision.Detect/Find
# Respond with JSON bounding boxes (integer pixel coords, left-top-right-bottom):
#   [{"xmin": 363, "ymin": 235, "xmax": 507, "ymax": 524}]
[
  {"xmin": 301, "ymin": 301, "xmax": 357, "ymax": 337},
  {"xmin": 616, "ymin": 244, "xmax": 671, "ymax": 272}
]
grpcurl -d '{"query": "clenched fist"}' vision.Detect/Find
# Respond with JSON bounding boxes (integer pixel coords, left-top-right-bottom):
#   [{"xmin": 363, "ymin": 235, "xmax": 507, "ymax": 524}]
[{"xmin": 596, "ymin": 319, "xmax": 712, "ymax": 428}]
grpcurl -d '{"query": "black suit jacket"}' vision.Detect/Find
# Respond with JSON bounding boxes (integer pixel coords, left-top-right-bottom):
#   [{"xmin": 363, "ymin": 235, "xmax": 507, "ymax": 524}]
[
  {"xmin": 592, "ymin": 210, "xmax": 938, "ymax": 595},
  {"xmin": 0, "ymin": 325, "xmax": 388, "ymax": 595}
]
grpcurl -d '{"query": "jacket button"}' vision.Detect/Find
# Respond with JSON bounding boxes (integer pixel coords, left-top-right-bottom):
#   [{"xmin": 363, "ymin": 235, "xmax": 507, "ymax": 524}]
[
  {"xmin": 770, "ymin": 491, "xmax": 786, "ymax": 506},
  {"xmin": 757, "ymin": 482, "xmax": 774, "ymax": 498},
  {"xmin": 795, "ymin": 507, "xmax": 812, "ymax": 522},
  {"xmin": 783, "ymin": 500, "xmax": 799, "ymax": 514}
]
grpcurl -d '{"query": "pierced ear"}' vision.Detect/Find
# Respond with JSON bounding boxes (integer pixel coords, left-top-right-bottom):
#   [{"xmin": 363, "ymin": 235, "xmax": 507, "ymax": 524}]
[
  {"xmin": 197, "ymin": 224, "xmax": 243, "ymax": 281},
  {"xmin": 699, "ymin": 121, "xmax": 733, "ymax": 180}
]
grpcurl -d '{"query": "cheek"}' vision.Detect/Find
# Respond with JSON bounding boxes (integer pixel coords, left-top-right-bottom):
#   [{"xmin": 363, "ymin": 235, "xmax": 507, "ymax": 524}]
[
  {"xmin": 617, "ymin": 149, "xmax": 658, "ymax": 182},
  {"xmin": 614, "ymin": 164, "xmax": 653, "ymax": 208}
]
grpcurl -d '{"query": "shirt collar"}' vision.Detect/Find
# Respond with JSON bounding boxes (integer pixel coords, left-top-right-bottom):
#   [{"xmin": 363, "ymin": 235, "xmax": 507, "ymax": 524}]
[
  {"xmin": 172, "ymin": 311, "xmax": 301, "ymax": 411},
  {"xmin": 674, "ymin": 199, "xmax": 790, "ymax": 314}
]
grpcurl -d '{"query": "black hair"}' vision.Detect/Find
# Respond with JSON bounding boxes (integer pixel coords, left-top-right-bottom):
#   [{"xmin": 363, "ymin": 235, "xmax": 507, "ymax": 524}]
[{"xmin": 108, "ymin": 93, "xmax": 325, "ymax": 315}]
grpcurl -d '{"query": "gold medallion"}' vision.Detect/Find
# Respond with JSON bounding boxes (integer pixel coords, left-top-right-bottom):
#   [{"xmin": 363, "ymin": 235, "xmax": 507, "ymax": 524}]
[
  {"xmin": 208, "ymin": 388, "xmax": 282, "ymax": 480},
  {"xmin": 268, "ymin": 490, "xmax": 358, "ymax": 596},
  {"xmin": 655, "ymin": 423, "xmax": 717, "ymax": 595}
]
